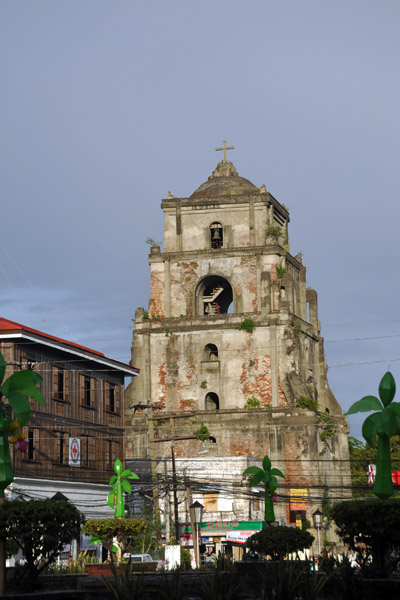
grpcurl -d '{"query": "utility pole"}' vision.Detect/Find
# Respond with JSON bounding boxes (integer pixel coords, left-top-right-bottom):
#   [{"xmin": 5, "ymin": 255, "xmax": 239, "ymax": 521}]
[
  {"xmin": 171, "ymin": 444, "xmax": 180, "ymax": 543},
  {"xmin": 151, "ymin": 424, "xmax": 216, "ymax": 547},
  {"xmin": 147, "ymin": 414, "xmax": 163, "ymax": 547}
]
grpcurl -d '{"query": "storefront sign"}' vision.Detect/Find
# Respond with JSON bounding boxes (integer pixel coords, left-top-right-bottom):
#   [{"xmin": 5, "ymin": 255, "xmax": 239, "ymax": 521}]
[
  {"xmin": 226, "ymin": 531, "xmax": 258, "ymax": 544},
  {"xmin": 180, "ymin": 520, "xmax": 264, "ymax": 538},
  {"xmin": 289, "ymin": 488, "xmax": 308, "ymax": 511}
]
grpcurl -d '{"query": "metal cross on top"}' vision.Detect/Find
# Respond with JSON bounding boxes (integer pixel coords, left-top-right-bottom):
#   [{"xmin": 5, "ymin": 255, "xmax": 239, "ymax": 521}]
[{"xmin": 215, "ymin": 140, "xmax": 234, "ymax": 162}]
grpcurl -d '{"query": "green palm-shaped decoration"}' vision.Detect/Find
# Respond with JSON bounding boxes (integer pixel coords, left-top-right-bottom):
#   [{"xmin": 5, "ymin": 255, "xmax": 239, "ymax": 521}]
[
  {"xmin": 347, "ymin": 372, "xmax": 399, "ymax": 499},
  {"xmin": 243, "ymin": 455, "xmax": 285, "ymax": 523},
  {"xmin": 107, "ymin": 458, "xmax": 139, "ymax": 518},
  {"xmin": 0, "ymin": 353, "xmax": 45, "ymax": 495}
]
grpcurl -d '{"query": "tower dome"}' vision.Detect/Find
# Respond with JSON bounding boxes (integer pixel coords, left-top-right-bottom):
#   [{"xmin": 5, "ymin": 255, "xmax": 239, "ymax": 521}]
[{"xmin": 190, "ymin": 161, "xmax": 257, "ymax": 199}]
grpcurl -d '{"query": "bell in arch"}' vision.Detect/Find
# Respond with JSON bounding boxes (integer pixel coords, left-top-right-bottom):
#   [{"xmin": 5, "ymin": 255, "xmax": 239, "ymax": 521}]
[{"xmin": 212, "ymin": 229, "xmax": 222, "ymax": 241}]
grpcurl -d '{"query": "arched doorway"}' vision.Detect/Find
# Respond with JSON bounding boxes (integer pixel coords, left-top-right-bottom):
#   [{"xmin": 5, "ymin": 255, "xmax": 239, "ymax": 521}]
[{"xmin": 205, "ymin": 392, "xmax": 220, "ymax": 411}]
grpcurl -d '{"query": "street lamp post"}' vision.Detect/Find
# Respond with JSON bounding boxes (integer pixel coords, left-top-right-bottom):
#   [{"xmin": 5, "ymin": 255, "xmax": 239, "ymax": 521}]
[
  {"xmin": 312, "ymin": 509, "xmax": 323, "ymax": 556},
  {"xmin": 189, "ymin": 501, "xmax": 204, "ymax": 568}
]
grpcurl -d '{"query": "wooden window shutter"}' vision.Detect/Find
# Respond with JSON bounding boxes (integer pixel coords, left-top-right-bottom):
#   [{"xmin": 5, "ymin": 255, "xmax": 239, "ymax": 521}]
[
  {"xmin": 104, "ymin": 381, "xmax": 109, "ymax": 411},
  {"xmin": 80, "ymin": 374, "xmax": 85, "ymax": 404},
  {"xmin": 115, "ymin": 386, "xmax": 121, "ymax": 414},
  {"xmin": 88, "ymin": 437, "xmax": 96, "ymax": 467},
  {"xmin": 56, "ymin": 433, "xmax": 61, "ymax": 463},
  {"xmin": 90, "ymin": 377, "xmax": 95, "ymax": 407},
  {"xmin": 63, "ymin": 434, "xmax": 68, "ymax": 464},
  {"xmin": 34, "ymin": 428, "xmax": 40, "ymax": 460},
  {"xmin": 64, "ymin": 371, "xmax": 70, "ymax": 402},
  {"xmin": 112, "ymin": 441, "xmax": 120, "ymax": 465},
  {"xmin": 81, "ymin": 436, "xmax": 88, "ymax": 466},
  {"xmin": 52, "ymin": 366, "xmax": 57, "ymax": 400}
]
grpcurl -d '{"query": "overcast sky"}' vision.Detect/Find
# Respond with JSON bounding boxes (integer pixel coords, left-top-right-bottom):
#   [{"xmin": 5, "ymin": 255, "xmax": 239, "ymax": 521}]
[{"xmin": 1, "ymin": 1, "xmax": 400, "ymax": 440}]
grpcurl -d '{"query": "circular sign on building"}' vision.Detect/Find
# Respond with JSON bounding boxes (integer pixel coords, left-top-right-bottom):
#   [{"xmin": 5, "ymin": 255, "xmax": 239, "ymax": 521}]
[{"xmin": 69, "ymin": 438, "xmax": 81, "ymax": 467}]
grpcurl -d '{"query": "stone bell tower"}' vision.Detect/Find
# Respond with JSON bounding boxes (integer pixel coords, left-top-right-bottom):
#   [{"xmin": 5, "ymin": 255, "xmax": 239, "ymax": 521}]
[{"xmin": 125, "ymin": 143, "xmax": 351, "ymax": 528}]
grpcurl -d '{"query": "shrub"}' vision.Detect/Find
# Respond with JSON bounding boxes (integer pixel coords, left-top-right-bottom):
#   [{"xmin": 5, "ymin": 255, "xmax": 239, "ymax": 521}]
[
  {"xmin": 319, "ymin": 411, "xmax": 335, "ymax": 441},
  {"xmin": 103, "ymin": 556, "xmax": 147, "ymax": 600},
  {"xmin": 244, "ymin": 396, "xmax": 261, "ymax": 409},
  {"xmin": 257, "ymin": 560, "xmax": 305, "ymax": 600},
  {"xmin": 237, "ymin": 318, "xmax": 256, "ymax": 333},
  {"xmin": 276, "ymin": 264, "xmax": 287, "ymax": 279},
  {"xmin": 159, "ymin": 571, "xmax": 185, "ymax": 599},
  {"xmin": 83, "ymin": 517, "xmax": 147, "ymax": 557},
  {"xmin": 196, "ymin": 571, "xmax": 243, "ymax": 600},
  {"xmin": 246, "ymin": 525, "xmax": 314, "ymax": 560},
  {"xmin": 180, "ymin": 547, "xmax": 192, "ymax": 570},
  {"xmin": 195, "ymin": 424, "xmax": 211, "ymax": 441},
  {"xmin": 265, "ymin": 226, "xmax": 282, "ymax": 238},
  {"xmin": 296, "ymin": 396, "xmax": 319, "ymax": 413}
]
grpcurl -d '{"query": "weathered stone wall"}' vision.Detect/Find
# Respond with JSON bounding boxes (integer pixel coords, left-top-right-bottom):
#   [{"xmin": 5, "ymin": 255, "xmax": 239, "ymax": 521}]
[
  {"xmin": 128, "ymin": 311, "xmax": 338, "ymax": 416},
  {"xmin": 125, "ymin": 407, "xmax": 351, "ymax": 530},
  {"xmin": 148, "ymin": 249, "xmax": 304, "ymax": 319},
  {"xmin": 162, "ymin": 195, "xmax": 282, "ymax": 253}
]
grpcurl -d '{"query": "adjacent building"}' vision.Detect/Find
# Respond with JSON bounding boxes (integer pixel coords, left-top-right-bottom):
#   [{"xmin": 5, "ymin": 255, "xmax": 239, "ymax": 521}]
[{"xmin": 0, "ymin": 317, "xmax": 138, "ymax": 520}]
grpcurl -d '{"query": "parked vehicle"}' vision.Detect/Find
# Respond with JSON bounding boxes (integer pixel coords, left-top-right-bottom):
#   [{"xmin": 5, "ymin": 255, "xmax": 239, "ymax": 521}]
[{"xmin": 123, "ymin": 553, "xmax": 154, "ymax": 563}]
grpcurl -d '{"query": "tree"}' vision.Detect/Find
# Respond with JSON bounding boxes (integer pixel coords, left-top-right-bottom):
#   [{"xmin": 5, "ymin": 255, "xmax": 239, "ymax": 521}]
[
  {"xmin": 331, "ymin": 497, "xmax": 400, "ymax": 572},
  {"xmin": 83, "ymin": 517, "xmax": 147, "ymax": 558},
  {"xmin": 347, "ymin": 372, "xmax": 400, "ymax": 498},
  {"xmin": 0, "ymin": 498, "xmax": 83, "ymax": 591},
  {"xmin": 130, "ymin": 502, "xmax": 161, "ymax": 554},
  {"xmin": 246, "ymin": 526, "xmax": 314, "ymax": 560},
  {"xmin": 243, "ymin": 455, "xmax": 285, "ymax": 523}
]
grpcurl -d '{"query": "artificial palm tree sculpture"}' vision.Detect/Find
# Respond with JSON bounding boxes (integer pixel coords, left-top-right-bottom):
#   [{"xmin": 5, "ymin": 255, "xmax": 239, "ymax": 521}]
[
  {"xmin": 347, "ymin": 371, "xmax": 400, "ymax": 499},
  {"xmin": 107, "ymin": 458, "xmax": 139, "ymax": 517},
  {"xmin": 243, "ymin": 455, "xmax": 285, "ymax": 523},
  {"xmin": 0, "ymin": 353, "xmax": 45, "ymax": 495}
]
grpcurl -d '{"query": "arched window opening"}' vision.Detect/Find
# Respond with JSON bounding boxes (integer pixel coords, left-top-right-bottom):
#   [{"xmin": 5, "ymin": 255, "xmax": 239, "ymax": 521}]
[
  {"xmin": 205, "ymin": 392, "xmax": 220, "ymax": 411},
  {"xmin": 205, "ymin": 344, "xmax": 218, "ymax": 361},
  {"xmin": 196, "ymin": 275, "xmax": 233, "ymax": 316},
  {"xmin": 210, "ymin": 222, "xmax": 223, "ymax": 249}
]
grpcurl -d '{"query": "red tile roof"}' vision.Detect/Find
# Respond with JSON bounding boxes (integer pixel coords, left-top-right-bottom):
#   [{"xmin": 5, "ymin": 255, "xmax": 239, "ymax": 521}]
[{"xmin": 0, "ymin": 317, "xmax": 105, "ymax": 357}]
